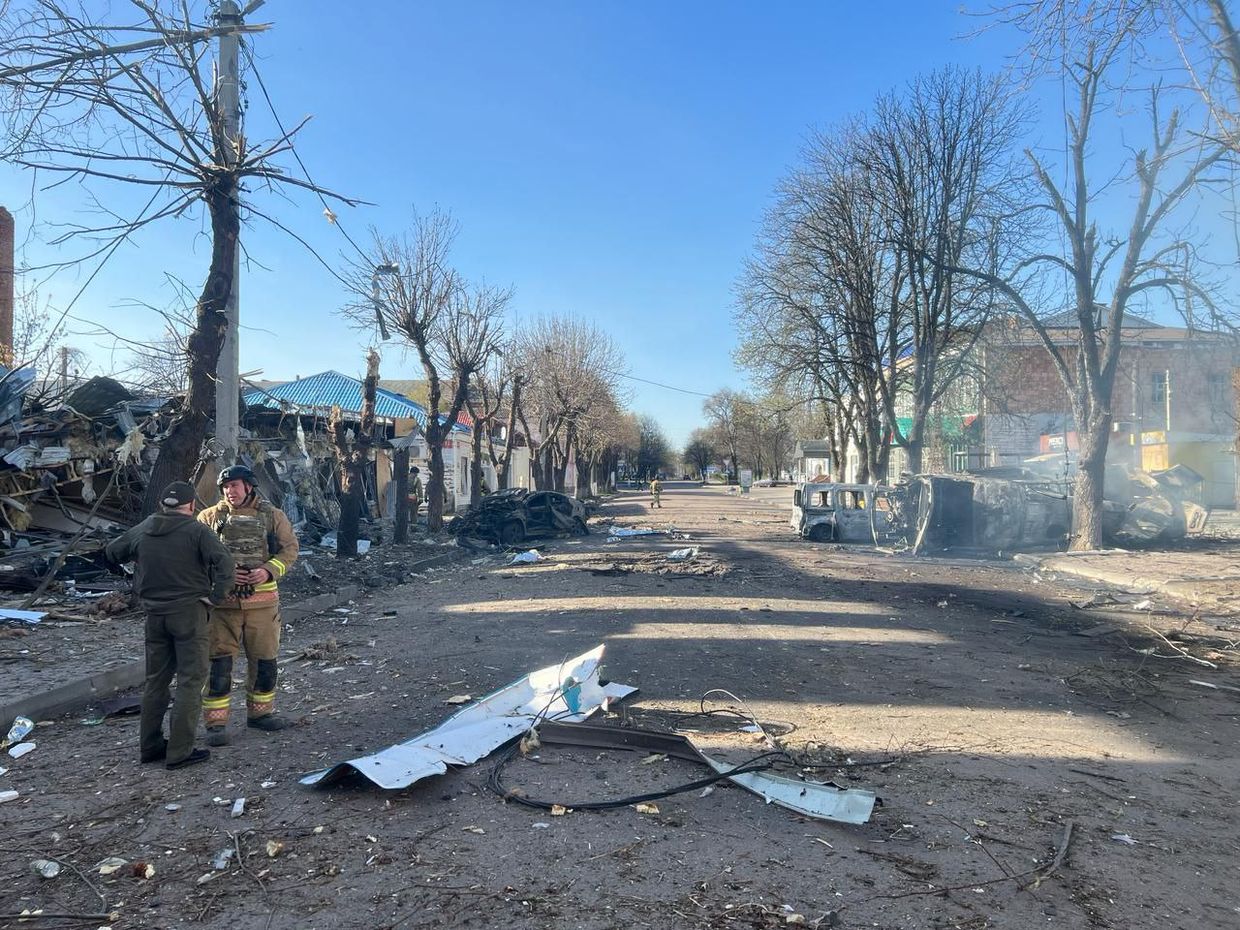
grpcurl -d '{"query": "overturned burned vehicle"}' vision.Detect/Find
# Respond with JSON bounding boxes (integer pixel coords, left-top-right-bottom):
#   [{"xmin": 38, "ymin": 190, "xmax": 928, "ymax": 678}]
[
  {"xmin": 448, "ymin": 489, "xmax": 589, "ymax": 546},
  {"xmin": 792, "ymin": 461, "xmax": 1210, "ymax": 554}
]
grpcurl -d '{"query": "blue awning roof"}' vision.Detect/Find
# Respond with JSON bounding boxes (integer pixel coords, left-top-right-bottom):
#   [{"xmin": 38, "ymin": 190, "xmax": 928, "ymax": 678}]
[{"xmin": 244, "ymin": 371, "xmax": 428, "ymax": 427}]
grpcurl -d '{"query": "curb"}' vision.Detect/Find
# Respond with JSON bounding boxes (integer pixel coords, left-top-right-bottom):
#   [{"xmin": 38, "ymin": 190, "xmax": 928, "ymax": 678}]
[
  {"xmin": 1020, "ymin": 553, "xmax": 1240, "ymax": 608},
  {"xmin": 3, "ymin": 581, "xmax": 372, "ymax": 724}
]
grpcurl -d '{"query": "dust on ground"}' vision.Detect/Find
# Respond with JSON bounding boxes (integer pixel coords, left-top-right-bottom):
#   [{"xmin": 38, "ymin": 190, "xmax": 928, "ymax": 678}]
[{"xmin": 2, "ymin": 483, "xmax": 1238, "ymax": 930}]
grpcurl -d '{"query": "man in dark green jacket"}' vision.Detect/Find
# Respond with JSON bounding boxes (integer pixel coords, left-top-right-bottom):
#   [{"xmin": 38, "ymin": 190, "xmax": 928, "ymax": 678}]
[{"xmin": 106, "ymin": 481, "xmax": 234, "ymax": 769}]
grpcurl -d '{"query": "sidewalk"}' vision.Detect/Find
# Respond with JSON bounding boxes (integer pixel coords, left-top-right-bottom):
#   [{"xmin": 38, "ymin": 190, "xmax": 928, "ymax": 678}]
[{"xmin": 1018, "ymin": 545, "xmax": 1240, "ymax": 613}]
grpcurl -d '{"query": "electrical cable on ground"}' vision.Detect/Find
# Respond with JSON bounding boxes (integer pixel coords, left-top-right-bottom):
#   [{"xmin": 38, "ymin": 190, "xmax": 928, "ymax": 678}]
[{"xmin": 487, "ymin": 743, "xmax": 782, "ymax": 811}]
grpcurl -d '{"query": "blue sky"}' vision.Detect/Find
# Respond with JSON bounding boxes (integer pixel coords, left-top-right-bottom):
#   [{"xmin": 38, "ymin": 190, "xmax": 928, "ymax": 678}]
[{"xmin": 3, "ymin": 2, "xmax": 1219, "ymax": 447}]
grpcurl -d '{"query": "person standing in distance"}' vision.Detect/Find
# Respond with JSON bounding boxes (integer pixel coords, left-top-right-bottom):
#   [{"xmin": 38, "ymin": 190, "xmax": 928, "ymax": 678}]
[
  {"xmin": 105, "ymin": 481, "xmax": 234, "ymax": 770},
  {"xmin": 198, "ymin": 465, "xmax": 299, "ymax": 745},
  {"xmin": 649, "ymin": 477, "xmax": 663, "ymax": 509},
  {"xmin": 409, "ymin": 466, "xmax": 424, "ymax": 521}
]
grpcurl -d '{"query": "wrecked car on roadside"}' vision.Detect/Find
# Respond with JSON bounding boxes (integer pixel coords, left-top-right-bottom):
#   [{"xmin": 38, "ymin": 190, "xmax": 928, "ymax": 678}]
[
  {"xmin": 448, "ymin": 488, "xmax": 589, "ymax": 547},
  {"xmin": 791, "ymin": 482, "xmax": 897, "ymax": 543}
]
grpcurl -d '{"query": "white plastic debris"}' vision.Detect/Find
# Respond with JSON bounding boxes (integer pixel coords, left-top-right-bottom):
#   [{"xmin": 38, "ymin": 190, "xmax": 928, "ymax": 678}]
[
  {"xmin": 8, "ymin": 741, "xmax": 36, "ymax": 759},
  {"xmin": 1111, "ymin": 833, "xmax": 1138, "ymax": 845},
  {"xmin": 1133, "ymin": 599, "xmax": 1153, "ymax": 611},
  {"xmin": 606, "ymin": 525, "xmax": 663, "ymax": 538},
  {"xmin": 666, "ymin": 547, "xmax": 698, "ymax": 562},
  {"xmin": 0, "ymin": 789, "xmax": 17, "ymax": 804},
  {"xmin": 165, "ymin": 803, "xmax": 181, "ymax": 812},
  {"xmin": 97, "ymin": 857, "xmax": 128, "ymax": 875},
  {"xmin": 31, "ymin": 859, "xmax": 60, "ymax": 879},
  {"xmin": 231, "ymin": 797, "xmax": 246, "ymax": 818},
  {"xmin": 0, "ymin": 609, "xmax": 45, "ymax": 625},
  {"xmin": 509, "ymin": 550, "xmax": 542, "ymax": 565},
  {"xmin": 211, "ymin": 848, "xmax": 235, "ymax": 870},
  {"xmin": 2, "ymin": 716, "xmax": 34, "ymax": 748}
]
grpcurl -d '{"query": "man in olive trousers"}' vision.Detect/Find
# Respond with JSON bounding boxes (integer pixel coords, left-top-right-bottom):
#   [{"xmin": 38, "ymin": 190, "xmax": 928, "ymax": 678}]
[{"xmin": 106, "ymin": 481, "xmax": 234, "ymax": 770}]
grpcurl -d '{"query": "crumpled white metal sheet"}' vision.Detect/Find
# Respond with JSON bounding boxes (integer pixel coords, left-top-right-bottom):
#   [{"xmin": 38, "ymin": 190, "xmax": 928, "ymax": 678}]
[
  {"xmin": 300, "ymin": 644, "xmax": 635, "ymax": 790},
  {"xmin": 697, "ymin": 750, "xmax": 877, "ymax": 825}
]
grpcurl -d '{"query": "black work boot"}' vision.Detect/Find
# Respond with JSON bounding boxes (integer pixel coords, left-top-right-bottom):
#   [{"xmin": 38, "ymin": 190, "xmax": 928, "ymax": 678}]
[
  {"xmin": 166, "ymin": 748, "xmax": 210, "ymax": 770},
  {"xmin": 205, "ymin": 726, "xmax": 229, "ymax": 747},
  {"xmin": 247, "ymin": 714, "xmax": 288, "ymax": 732}
]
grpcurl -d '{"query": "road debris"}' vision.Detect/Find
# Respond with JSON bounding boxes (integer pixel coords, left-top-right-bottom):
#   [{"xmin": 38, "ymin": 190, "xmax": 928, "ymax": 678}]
[
  {"xmin": 8, "ymin": 741, "xmax": 36, "ymax": 759},
  {"xmin": 30, "ymin": 859, "xmax": 60, "ymax": 879},
  {"xmin": 230, "ymin": 797, "xmax": 246, "ymax": 818},
  {"xmin": 97, "ymin": 857, "xmax": 127, "ymax": 875},
  {"xmin": 523, "ymin": 721, "xmax": 878, "ymax": 825},
  {"xmin": 2, "ymin": 716, "xmax": 33, "ymax": 749},
  {"xmin": 300, "ymin": 645, "xmax": 637, "ymax": 790},
  {"xmin": 509, "ymin": 549, "xmax": 542, "ymax": 565},
  {"xmin": 0, "ymin": 608, "xmax": 45, "ymax": 624},
  {"xmin": 666, "ymin": 547, "xmax": 698, "ymax": 562}
]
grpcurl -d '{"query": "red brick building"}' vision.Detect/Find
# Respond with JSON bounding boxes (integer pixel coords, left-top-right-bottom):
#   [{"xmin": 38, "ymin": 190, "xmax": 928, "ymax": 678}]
[{"xmin": 981, "ymin": 316, "xmax": 1239, "ymax": 506}]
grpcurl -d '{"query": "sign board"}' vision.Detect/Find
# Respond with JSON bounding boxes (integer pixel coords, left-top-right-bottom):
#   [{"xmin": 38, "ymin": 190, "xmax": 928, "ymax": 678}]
[{"xmin": 739, "ymin": 469, "xmax": 754, "ymax": 489}]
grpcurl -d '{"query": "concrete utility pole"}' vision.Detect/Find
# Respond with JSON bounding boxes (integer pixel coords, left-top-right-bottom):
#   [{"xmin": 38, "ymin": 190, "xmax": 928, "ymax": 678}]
[
  {"xmin": 0, "ymin": 206, "xmax": 13, "ymax": 366},
  {"xmin": 214, "ymin": 0, "xmax": 243, "ymax": 466}
]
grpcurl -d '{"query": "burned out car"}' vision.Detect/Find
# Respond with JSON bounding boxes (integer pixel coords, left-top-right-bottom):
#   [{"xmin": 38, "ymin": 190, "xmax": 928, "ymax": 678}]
[
  {"xmin": 791, "ymin": 482, "xmax": 897, "ymax": 543},
  {"xmin": 447, "ymin": 488, "xmax": 589, "ymax": 546}
]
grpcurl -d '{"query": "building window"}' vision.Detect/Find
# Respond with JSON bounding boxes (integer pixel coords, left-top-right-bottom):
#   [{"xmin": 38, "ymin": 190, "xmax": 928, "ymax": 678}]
[
  {"xmin": 1208, "ymin": 372, "xmax": 1227, "ymax": 402},
  {"xmin": 1151, "ymin": 371, "xmax": 1167, "ymax": 404}
]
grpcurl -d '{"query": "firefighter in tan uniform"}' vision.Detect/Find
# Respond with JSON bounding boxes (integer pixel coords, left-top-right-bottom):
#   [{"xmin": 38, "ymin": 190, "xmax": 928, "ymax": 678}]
[{"xmin": 198, "ymin": 465, "xmax": 298, "ymax": 745}]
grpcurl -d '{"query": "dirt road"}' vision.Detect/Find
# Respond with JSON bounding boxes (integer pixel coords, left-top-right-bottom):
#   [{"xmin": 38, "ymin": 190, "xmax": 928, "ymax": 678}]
[{"xmin": 3, "ymin": 482, "xmax": 1238, "ymax": 929}]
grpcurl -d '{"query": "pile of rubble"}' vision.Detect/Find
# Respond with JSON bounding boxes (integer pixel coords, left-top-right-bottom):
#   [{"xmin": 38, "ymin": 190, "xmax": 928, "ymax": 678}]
[{"xmin": 0, "ymin": 370, "xmax": 403, "ymax": 609}]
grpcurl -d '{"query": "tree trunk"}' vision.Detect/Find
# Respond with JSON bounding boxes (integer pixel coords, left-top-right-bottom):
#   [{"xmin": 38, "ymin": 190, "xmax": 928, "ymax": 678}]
[
  {"xmin": 427, "ymin": 439, "xmax": 446, "ymax": 529},
  {"xmin": 904, "ymin": 438, "xmax": 924, "ymax": 476},
  {"xmin": 554, "ymin": 424, "xmax": 574, "ymax": 492},
  {"xmin": 1070, "ymin": 418, "xmax": 1110, "ymax": 550},
  {"xmin": 392, "ymin": 446, "xmax": 410, "ymax": 543},
  {"xmin": 498, "ymin": 377, "xmax": 522, "ymax": 489},
  {"xmin": 470, "ymin": 422, "xmax": 484, "ymax": 507},
  {"xmin": 141, "ymin": 186, "xmax": 236, "ymax": 514}
]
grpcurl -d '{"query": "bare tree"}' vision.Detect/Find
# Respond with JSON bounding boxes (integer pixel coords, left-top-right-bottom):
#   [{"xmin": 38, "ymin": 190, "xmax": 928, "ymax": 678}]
[
  {"xmin": 346, "ymin": 211, "xmax": 509, "ymax": 531},
  {"xmin": 329, "ymin": 350, "xmax": 378, "ymax": 558},
  {"xmin": 511, "ymin": 315, "xmax": 625, "ymax": 494},
  {"xmin": 0, "ymin": 1, "xmax": 359, "ymax": 513},
  {"xmin": 857, "ymin": 67, "xmax": 1023, "ymax": 473},
  {"xmin": 464, "ymin": 356, "xmax": 513, "ymax": 505},
  {"xmin": 950, "ymin": 29, "xmax": 1227, "ymax": 547},
  {"xmin": 702, "ymin": 389, "xmax": 744, "ymax": 482},
  {"xmin": 683, "ymin": 429, "xmax": 717, "ymax": 480},
  {"xmin": 993, "ymin": 0, "xmax": 1239, "ymax": 153}
]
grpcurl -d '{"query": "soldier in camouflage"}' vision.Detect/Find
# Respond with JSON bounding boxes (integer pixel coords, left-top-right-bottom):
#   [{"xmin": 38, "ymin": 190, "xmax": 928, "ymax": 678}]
[{"xmin": 198, "ymin": 465, "xmax": 299, "ymax": 745}]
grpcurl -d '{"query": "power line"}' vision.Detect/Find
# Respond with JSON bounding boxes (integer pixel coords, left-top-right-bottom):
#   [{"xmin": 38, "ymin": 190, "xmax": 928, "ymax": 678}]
[
  {"xmin": 243, "ymin": 43, "xmax": 371, "ymax": 264},
  {"xmin": 608, "ymin": 369, "xmax": 714, "ymax": 397}
]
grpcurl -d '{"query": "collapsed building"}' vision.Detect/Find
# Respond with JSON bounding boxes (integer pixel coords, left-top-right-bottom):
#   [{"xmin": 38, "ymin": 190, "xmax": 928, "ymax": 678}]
[{"xmin": 0, "ymin": 368, "xmax": 418, "ymax": 596}]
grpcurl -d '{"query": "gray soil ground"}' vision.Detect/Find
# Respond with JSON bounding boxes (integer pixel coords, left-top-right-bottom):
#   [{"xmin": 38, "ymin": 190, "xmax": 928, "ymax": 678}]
[{"xmin": 2, "ymin": 483, "xmax": 1238, "ymax": 930}]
